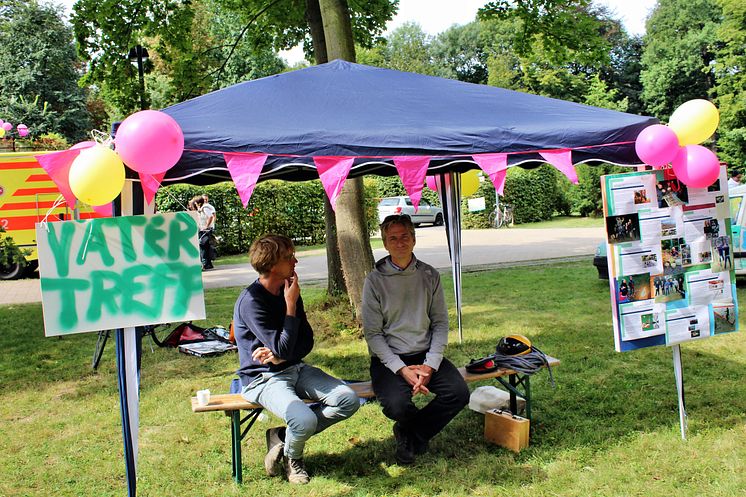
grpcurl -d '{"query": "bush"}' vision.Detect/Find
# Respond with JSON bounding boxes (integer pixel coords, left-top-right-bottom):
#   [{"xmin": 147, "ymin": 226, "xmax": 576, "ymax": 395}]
[
  {"xmin": 502, "ymin": 165, "xmax": 565, "ymax": 223},
  {"xmin": 568, "ymin": 163, "xmax": 627, "ymax": 217},
  {"xmin": 156, "ymin": 179, "xmax": 378, "ymax": 256},
  {"xmin": 0, "ymin": 228, "xmax": 31, "ymax": 273}
]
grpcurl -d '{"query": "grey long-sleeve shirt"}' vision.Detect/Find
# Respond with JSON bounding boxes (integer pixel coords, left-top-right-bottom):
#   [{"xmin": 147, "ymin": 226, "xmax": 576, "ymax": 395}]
[{"xmin": 362, "ymin": 254, "xmax": 449, "ymax": 374}]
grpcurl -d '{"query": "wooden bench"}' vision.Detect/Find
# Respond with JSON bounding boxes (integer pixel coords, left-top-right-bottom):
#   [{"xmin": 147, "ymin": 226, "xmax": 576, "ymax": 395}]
[{"xmin": 192, "ymin": 356, "xmax": 559, "ymax": 483}]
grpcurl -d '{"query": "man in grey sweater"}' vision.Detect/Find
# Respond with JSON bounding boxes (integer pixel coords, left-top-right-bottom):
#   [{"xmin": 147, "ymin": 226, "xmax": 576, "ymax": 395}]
[{"xmin": 362, "ymin": 214, "xmax": 469, "ymax": 465}]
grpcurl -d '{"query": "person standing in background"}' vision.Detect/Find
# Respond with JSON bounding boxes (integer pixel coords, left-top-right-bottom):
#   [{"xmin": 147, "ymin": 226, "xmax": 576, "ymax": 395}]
[{"xmin": 193, "ymin": 195, "xmax": 216, "ymax": 270}]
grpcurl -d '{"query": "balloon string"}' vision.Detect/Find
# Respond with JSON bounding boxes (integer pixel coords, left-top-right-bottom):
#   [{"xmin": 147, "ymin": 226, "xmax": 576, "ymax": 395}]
[
  {"xmin": 39, "ymin": 195, "xmax": 69, "ymax": 233},
  {"xmin": 79, "ymin": 219, "xmax": 95, "ymax": 262}
]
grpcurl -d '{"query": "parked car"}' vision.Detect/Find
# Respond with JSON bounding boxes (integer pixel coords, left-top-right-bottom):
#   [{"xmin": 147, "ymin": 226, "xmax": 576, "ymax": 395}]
[
  {"xmin": 594, "ymin": 184, "xmax": 746, "ymax": 279},
  {"xmin": 377, "ymin": 196, "xmax": 444, "ymax": 227}
]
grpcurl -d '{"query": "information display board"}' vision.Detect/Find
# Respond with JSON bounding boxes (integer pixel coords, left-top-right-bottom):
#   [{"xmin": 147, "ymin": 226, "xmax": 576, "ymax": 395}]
[
  {"xmin": 602, "ymin": 167, "xmax": 739, "ymax": 351},
  {"xmin": 36, "ymin": 212, "xmax": 206, "ymax": 336}
]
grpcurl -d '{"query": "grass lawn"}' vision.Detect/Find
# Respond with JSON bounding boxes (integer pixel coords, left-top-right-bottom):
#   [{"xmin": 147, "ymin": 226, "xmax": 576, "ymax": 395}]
[
  {"xmin": 2, "ymin": 261, "xmax": 745, "ymax": 496},
  {"xmin": 512, "ymin": 215, "xmax": 605, "ymax": 229}
]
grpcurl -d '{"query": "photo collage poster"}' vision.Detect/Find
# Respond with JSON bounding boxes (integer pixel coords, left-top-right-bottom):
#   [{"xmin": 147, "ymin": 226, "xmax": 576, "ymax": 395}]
[{"xmin": 601, "ymin": 166, "xmax": 739, "ymax": 352}]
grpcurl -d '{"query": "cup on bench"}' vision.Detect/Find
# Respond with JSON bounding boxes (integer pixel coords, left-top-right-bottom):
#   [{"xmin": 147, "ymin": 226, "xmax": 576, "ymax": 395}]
[{"xmin": 197, "ymin": 389, "xmax": 211, "ymax": 406}]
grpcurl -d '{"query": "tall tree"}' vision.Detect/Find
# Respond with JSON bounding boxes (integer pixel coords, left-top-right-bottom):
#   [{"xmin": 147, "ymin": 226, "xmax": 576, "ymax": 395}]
[
  {"xmin": 0, "ymin": 0, "xmax": 92, "ymax": 143},
  {"xmin": 640, "ymin": 0, "xmax": 721, "ymax": 120},
  {"xmin": 712, "ymin": 0, "xmax": 746, "ymax": 170},
  {"xmin": 318, "ymin": 0, "xmax": 375, "ymax": 318}
]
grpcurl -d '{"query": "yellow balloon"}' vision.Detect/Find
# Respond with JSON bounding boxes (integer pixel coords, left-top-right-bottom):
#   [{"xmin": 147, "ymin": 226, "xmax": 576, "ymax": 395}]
[
  {"xmin": 460, "ymin": 170, "xmax": 480, "ymax": 197},
  {"xmin": 668, "ymin": 99, "xmax": 719, "ymax": 146},
  {"xmin": 0, "ymin": 128, "xmax": 5, "ymax": 138},
  {"xmin": 69, "ymin": 146, "xmax": 125, "ymax": 206}
]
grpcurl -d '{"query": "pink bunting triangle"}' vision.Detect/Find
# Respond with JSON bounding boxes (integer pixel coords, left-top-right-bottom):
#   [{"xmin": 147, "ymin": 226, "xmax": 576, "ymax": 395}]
[
  {"xmin": 472, "ymin": 153, "xmax": 509, "ymax": 196},
  {"xmin": 392, "ymin": 156, "xmax": 431, "ymax": 210},
  {"xmin": 92, "ymin": 203, "xmax": 113, "ymax": 217},
  {"xmin": 35, "ymin": 150, "xmax": 81, "ymax": 207},
  {"xmin": 314, "ymin": 156, "xmax": 354, "ymax": 210},
  {"xmin": 138, "ymin": 172, "xmax": 167, "ymax": 206},
  {"xmin": 539, "ymin": 149, "xmax": 578, "ymax": 184},
  {"xmin": 224, "ymin": 153, "xmax": 269, "ymax": 207}
]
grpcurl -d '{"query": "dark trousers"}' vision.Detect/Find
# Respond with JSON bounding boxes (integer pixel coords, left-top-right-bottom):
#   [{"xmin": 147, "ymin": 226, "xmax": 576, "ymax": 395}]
[
  {"xmin": 370, "ymin": 352, "xmax": 469, "ymax": 444},
  {"xmin": 199, "ymin": 229, "xmax": 214, "ymax": 267}
]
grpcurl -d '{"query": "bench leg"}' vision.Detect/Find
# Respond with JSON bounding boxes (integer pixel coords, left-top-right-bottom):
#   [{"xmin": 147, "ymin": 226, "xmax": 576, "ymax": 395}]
[
  {"xmin": 497, "ymin": 373, "xmax": 532, "ymax": 421},
  {"xmin": 230, "ymin": 411, "xmax": 243, "ymax": 484}
]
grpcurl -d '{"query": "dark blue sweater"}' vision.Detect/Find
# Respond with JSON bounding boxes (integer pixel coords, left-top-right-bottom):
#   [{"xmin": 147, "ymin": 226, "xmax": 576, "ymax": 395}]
[{"xmin": 233, "ymin": 280, "xmax": 314, "ymax": 386}]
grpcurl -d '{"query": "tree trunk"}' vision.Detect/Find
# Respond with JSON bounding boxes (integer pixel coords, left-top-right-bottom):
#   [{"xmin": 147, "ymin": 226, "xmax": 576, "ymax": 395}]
[
  {"xmin": 318, "ymin": 0, "xmax": 375, "ymax": 318},
  {"xmin": 306, "ymin": 0, "xmax": 346, "ymax": 296}
]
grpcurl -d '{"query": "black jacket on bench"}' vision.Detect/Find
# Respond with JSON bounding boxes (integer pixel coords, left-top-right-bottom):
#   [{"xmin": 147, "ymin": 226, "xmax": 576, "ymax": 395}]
[{"xmin": 233, "ymin": 280, "xmax": 314, "ymax": 387}]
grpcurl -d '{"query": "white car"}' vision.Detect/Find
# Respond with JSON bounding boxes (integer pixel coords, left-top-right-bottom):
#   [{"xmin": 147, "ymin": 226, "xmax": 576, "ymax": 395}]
[{"xmin": 377, "ymin": 196, "xmax": 444, "ymax": 227}]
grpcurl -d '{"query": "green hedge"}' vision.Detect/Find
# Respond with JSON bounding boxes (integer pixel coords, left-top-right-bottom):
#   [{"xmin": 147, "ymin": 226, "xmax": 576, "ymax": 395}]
[
  {"xmin": 156, "ymin": 180, "xmax": 378, "ymax": 255},
  {"xmin": 501, "ymin": 165, "xmax": 569, "ymax": 224}
]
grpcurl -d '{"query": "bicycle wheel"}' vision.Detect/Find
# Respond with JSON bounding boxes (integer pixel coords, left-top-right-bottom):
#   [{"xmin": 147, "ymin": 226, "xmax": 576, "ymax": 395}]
[
  {"xmin": 504, "ymin": 209, "xmax": 514, "ymax": 228},
  {"xmin": 488, "ymin": 210, "xmax": 498, "ymax": 228},
  {"xmin": 91, "ymin": 330, "xmax": 110, "ymax": 370}
]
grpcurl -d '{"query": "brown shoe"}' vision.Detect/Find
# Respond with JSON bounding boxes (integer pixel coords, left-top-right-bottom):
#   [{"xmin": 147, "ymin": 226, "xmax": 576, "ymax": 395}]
[
  {"xmin": 264, "ymin": 427, "xmax": 285, "ymax": 477},
  {"xmin": 285, "ymin": 456, "xmax": 310, "ymax": 484}
]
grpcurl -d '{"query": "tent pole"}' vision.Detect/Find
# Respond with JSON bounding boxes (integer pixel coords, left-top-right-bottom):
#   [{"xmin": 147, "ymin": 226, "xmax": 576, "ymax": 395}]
[{"xmin": 439, "ymin": 172, "xmax": 463, "ymax": 343}]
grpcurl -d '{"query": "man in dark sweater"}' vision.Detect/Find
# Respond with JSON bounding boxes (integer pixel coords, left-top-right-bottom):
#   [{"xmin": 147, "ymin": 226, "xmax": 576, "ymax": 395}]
[
  {"xmin": 362, "ymin": 214, "xmax": 469, "ymax": 465},
  {"xmin": 233, "ymin": 234, "xmax": 359, "ymax": 484}
]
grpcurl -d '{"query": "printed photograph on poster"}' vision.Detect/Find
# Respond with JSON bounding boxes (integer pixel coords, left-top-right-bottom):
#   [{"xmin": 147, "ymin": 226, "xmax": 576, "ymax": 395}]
[
  {"xmin": 656, "ymin": 178, "xmax": 688, "ymax": 208},
  {"xmin": 681, "ymin": 244, "xmax": 692, "ymax": 266},
  {"xmin": 606, "ymin": 214, "xmax": 641, "ymax": 244},
  {"xmin": 711, "ymin": 236, "xmax": 733, "ymax": 272},
  {"xmin": 652, "ymin": 272, "xmax": 686, "ymax": 303},
  {"xmin": 613, "ymin": 243, "xmax": 664, "ymax": 275},
  {"xmin": 708, "ymin": 179, "xmax": 721, "ymax": 192},
  {"xmin": 713, "ymin": 303, "xmax": 736, "ymax": 334},
  {"xmin": 615, "ymin": 274, "xmax": 652, "ymax": 303},
  {"xmin": 661, "ymin": 237, "xmax": 684, "ymax": 273},
  {"xmin": 641, "ymin": 312, "xmax": 661, "ymax": 332},
  {"xmin": 703, "ymin": 219, "xmax": 720, "ymax": 239},
  {"xmin": 665, "ymin": 306, "xmax": 711, "ymax": 345},
  {"xmin": 687, "ymin": 268, "xmax": 733, "ymax": 306},
  {"xmin": 620, "ymin": 300, "xmax": 666, "ymax": 341},
  {"xmin": 634, "ymin": 189, "xmax": 651, "ymax": 205},
  {"xmin": 661, "ymin": 218, "xmax": 678, "ymax": 237}
]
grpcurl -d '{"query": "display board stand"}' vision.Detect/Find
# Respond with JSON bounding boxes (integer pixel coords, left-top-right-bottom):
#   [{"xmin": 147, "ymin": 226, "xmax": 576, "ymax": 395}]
[{"xmin": 672, "ymin": 344, "xmax": 687, "ymax": 440}]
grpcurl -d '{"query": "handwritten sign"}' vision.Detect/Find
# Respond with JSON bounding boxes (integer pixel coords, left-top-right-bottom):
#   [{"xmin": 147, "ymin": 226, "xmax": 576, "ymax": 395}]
[{"xmin": 36, "ymin": 212, "xmax": 206, "ymax": 336}]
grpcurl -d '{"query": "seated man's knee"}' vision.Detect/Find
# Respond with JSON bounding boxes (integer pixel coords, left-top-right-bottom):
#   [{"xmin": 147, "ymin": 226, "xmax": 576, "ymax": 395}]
[
  {"xmin": 380, "ymin": 394, "xmax": 416, "ymax": 421},
  {"xmin": 286, "ymin": 402, "xmax": 318, "ymax": 438},
  {"xmin": 338, "ymin": 388, "xmax": 360, "ymax": 417}
]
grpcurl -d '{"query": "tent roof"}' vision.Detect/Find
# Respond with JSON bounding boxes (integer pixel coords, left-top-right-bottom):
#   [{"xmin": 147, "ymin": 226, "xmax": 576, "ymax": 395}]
[{"xmin": 161, "ymin": 59, "xmax": 657, "ymax": 185}]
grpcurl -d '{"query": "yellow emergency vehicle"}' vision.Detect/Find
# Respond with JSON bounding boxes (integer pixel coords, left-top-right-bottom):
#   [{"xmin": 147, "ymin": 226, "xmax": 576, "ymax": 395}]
[{"xmin": 0, "ymin": 151, "xmax": 99, "ymax": 279}]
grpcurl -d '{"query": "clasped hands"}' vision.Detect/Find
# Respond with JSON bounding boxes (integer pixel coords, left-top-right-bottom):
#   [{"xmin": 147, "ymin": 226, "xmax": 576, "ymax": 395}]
[
  {"xmin": 252, "ymin": 346, "xmax": 285, "ymax": 365},
  {"xmin": 399, "ymin": 364, "xmax": 434, "ymax": 396}
]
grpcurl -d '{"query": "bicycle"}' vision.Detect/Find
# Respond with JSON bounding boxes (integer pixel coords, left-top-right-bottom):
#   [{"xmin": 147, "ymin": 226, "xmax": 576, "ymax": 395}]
[{"xmin": 489, "ymin": 203, "xmax": 514, "ymax": 228}]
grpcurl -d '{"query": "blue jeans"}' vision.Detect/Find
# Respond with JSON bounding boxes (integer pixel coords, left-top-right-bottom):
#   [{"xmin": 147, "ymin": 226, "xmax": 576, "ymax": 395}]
[{"xmin": 242, "ymin": 363, "xmax": 359, "ymax": 459}]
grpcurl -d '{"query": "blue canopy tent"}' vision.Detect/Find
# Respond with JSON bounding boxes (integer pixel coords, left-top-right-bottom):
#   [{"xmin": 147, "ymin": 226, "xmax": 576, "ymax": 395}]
[
  {"xmin": 116, "ymin": 61, "xmax": 657, "ymax": 495},
  {"xmin": 161, "ymin": 59, "xmax": 656, "ymax": 185}
]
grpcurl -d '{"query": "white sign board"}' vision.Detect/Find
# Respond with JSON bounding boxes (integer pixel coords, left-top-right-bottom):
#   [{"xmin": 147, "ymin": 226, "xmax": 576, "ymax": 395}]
[{"xmin": 36, "ymin": 212, "xmax": 206, "ymax": 336}]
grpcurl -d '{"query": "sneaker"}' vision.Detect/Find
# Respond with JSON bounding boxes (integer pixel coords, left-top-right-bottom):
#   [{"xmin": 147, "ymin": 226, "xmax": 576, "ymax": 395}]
[
  {"xmin": 393, "ymin": 422, "xmax": 415, "ymax": 465},
  {"xmin": 264, "ymin": 427, "xmax": 285, "ymax": 477},
  {"xmin": 285, "ymin": 456, "xmax": 310, "ymax": 484}
]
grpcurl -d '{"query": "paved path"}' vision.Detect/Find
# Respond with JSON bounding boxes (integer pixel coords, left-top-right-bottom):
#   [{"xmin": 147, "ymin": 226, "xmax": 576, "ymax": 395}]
[{"xmin": 0, "ymin": 226, "xmax": 602, "ymax": 305}]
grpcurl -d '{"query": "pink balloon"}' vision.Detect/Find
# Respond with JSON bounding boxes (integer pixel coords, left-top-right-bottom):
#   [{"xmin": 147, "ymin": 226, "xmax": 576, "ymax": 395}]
[
  {"xmin": 17, "ymin": 124, "xmax": 29, "ymax": 137},
  {"xmin": 115, "ymin": 110, "xmax": 184, "ymax": 174},
  {"xmin": 635, "ymin": 124, "xmax": 680, "ymax": 167},
  {"xmin": 426, "ymin": 176, "xmax": 438, "ymax": 192},
  {"xmin": 671, "ymin": 145, "xmax": 721, "ymax": 188},
  {"xmin": 70, "ymin": 140, "xmax": 97, "ymax": 150},
  {"xmin": 2, "ymin": 122, "xmax": 12, "ymax": 131}
]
